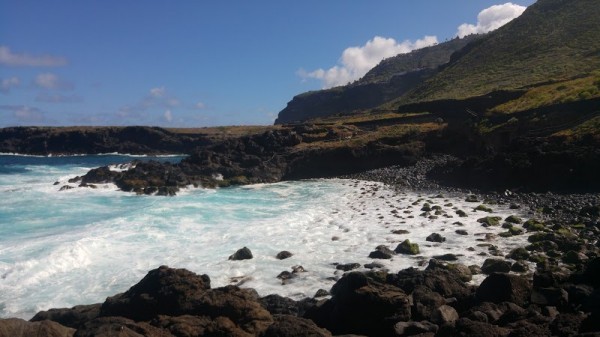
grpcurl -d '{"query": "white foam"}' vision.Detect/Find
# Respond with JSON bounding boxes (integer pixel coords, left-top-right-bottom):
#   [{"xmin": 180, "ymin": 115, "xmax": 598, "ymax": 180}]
[{"xmin": 0, "ymin": 163, "xmax": 532, "ymax": 319}]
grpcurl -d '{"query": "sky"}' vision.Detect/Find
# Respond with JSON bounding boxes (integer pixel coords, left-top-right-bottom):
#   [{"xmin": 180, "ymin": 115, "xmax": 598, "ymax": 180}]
[{"xmin": 0, "ymin": 1, "xmax": 535, "ymax": 128}]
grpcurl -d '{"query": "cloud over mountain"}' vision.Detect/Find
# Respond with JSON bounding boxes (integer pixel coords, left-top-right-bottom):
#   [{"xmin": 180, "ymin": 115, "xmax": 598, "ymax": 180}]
[
  {"xmin": 300, "ymin": 35, "xmax": 438, "ymax": 89},
  {"xmin": 457, "ymin": 2, "xmax": 527, "ymax": 38}
]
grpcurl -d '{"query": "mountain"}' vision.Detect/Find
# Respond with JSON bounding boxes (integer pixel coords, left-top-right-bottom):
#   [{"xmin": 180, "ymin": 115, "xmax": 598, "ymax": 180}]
[
  {"xmin": 276, "ymin": 0, "xmax": 600, "ymax": 124},
  {"xmin": 274, "ymin": 35, "xmax": 480, "ymax": 124},
  {"xmin": 401, "ymin": 0, "xmax": 600, "ymax": 104}
]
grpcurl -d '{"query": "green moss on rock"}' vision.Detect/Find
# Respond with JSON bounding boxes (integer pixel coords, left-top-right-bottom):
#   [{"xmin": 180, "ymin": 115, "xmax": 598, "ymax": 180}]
[
  {"xmin": 395, "ymin": 239, "xmax": 420, "ymax": 255},
  {"xmin": 477, "ymin": 216, "xmax": 502, "ymax": 227},
  {"xmin": 474, "ymin": 205, "xmax": 493, "ymax": 213}
]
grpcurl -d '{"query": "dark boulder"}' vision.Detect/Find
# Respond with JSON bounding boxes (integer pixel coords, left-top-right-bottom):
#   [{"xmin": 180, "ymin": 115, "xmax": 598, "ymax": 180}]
[
  {"xmin": 276, "ymin": 251, "xmax": 293, "ymax": 260},
  {"xmin": 0, "ymin": 318, "xmax": 75, "ymax": 337},
  {"xmin": 389, "ymin": 267, "xmax": 473, "ymax": 306},
  {"xmin": 368, "ymin": 245, "xmax": 395, "ymax": 259},
  {"xmin": 31, "ymin": 304, "xmax": 101, "ymax": 329},
  {"xmin": 426, "ymin": 259, "xmax": 472, "ymax": 282},
  {"xmin": 431, "ymin": 304, "xmax": 459, "ymax": 326},
  {"xmin": 426, "ymin": 233, "xmax": 446, "ymax": 243},
  {"xmin": 476, "ymin": 273, "xmax": 531, "ymax": 306},
  {"xmin": 306, "ymin": 272, "xmax": 410, "ymax": 336},
  {"xmin": 150, "ymin": 314, "xmax": 249, "ymax": 337},
  {"xmin": 481, "ymin": 259, "xmax": 511, "ymax": 274},
  {"xmin": 229, "ymin": 247, "xmax": 253, "ymax": 260},
  {"xmin": 530, "ymin": 287, "xmax": 568, "ymax": 307},
  {"xmin": 411, "ymin": 285, "xmax": 446, "ymax": 321},
  {"xmin": 259, "ymin": 294, "xmax": 314, "ymax": 317},
  {"xmin": 506, "ymin": 248, "xmax": 530, "ymax": 261},
  {"xmin": 100, "ymin": 265, "xmax": 211, "ymax": 321},
  {"xmin": 336, "ymin": 263, "xmax": 361, "ymax": 272},
  {"xmin": 549, "ymin": 313, "xmax": 587, "ymax": 337},
  {"xmin": 260, "ymin": 315, "xmax": 332, "ymax": 337},
  {"xmin": 432, "ymin": 253, "xmax": 459, "ymax": 261},
  {"xmin": 74, "ymin": 316, "xmax": 170, "ymax": 337},
  {"xmin": 393, "ymin": 320, "xmax": 439, "ymax": 336},
  {"xmin": 450, "ymin": 318, "xmax": 510, "ymax": 337}
]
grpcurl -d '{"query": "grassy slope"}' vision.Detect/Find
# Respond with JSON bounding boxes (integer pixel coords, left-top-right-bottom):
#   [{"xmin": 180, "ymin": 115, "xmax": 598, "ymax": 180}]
[{"xmin": 400, "ymin": 0, "xmax": 600, "ymax": 104}]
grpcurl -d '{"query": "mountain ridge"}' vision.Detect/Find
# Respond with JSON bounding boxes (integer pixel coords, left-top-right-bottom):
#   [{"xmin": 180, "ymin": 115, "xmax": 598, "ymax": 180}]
[{"xmin": 276, "ymin": 0, "xmax": 600, "ymax": 124}]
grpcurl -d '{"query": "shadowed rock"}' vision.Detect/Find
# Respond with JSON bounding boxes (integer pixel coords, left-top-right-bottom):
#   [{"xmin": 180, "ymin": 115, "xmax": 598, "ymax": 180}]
[
  {"xmin": 31, "ymin": 304, "xmax": 101, "ymax": 330},
  {"xmin": 476, "ymin": 273, "xmax": 531, "ymax": 306},
  {"xmin": 306, "ymin": 272, "xmax": 410, "ymax": 336},
  {"xmin": 0, "ymin": 318, "xmax": 75, "ymax": 337}
]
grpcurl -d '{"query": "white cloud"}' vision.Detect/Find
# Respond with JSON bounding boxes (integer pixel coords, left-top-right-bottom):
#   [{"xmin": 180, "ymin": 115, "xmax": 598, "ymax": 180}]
[
  {"xmin": 34, "ymin": 73, "xmax": 59, "ymax": 89},
  {"xmin": 1, "ymin": 77, "xmax": 20, "ymax": 93},
  {"xmin": 457, "ymin": 3, "xmax": 527, "ymax": 38},
  {"xmin": 0, "ymin": 105, "xmax": 45, "ymax": 124},
  {"xmin": 0, "ymin": 46, "xmax": 67, "ymax": 67},
  {"xmin": 150, "ymin": 86, "xmax": 166, "ymax": 98},
  {"xmin": 164, "ymin": 109, "xmax": 173, "ymax": 122},
  {"xmin": 34, "ymin": 73, "xmax": 73, "ymax": 90},
  {"xmin": 300, "ymin": 35, "xmax": 438, "ymax": 88},
  {"xmin": 194, "ymin": 101, "xmax": 206, "ymax": 109},
  {"xmin": 143, "ymin": 86, "xmax": 180, "ymax": 108}
]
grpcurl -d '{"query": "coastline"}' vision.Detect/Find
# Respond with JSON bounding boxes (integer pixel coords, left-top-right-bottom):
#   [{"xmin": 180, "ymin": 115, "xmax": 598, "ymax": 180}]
[{"xmin": 2, "ymin": 157, "xmax": 598, "ymax": 336}]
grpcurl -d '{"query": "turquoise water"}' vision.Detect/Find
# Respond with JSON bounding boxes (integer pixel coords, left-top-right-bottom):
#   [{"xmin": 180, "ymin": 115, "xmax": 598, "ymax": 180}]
[{"xmin": 0, "ymin": 154, "xmax": 528, "ymax": 319}]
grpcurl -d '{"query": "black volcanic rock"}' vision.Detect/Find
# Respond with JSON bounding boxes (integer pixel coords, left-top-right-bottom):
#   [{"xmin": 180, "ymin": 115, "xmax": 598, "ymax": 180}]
[
  {"xmin": 306, "ymin": 272, "xmax": 410, "ymax": 336},
  {"xmin": 31, "ymin": 304, "xmax": 101, "ymax": 330},
  {"xmin": 100, "ymin": 266, "xmax": 211, "ymax": 321},
  {"xmin": 275, "ymin": 251, "xmax": 293, "ymax": 260},
  {"xmin": 229, "ymin": 247, "xmax": 253, "ymax": 261},
  {"xmin": 476, "ymin": 273, "xmax": 531, "ymax": 306},
  {"xmin": 261, "ymin": 315, "xmax": 332, "ymax": 337},
  {"xmin": 0, "ymin": 318, "xmax": 75, "ymax": 337}
]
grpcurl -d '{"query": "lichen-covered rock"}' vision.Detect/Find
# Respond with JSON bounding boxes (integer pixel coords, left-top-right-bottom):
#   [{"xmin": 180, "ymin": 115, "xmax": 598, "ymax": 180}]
[
  {"xmin": 477, "ymin": 216, "xmax": 502, "ymax": 227},
  {"xmin": 504, "ymin": 215, "xmax": 523, "ymax": 224},
  {"xmin": 507, "ymin": 247, "xmax": 530, "ymax": 261},
  {"xmin": 395, "ymin": 239, "xmax": 420, "ymax": 255}
]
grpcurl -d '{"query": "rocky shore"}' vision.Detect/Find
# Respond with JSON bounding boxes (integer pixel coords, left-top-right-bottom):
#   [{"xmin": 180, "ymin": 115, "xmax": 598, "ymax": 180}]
[{"xmin": 2, "ymin": 160, "xmax": 599, "ymax": 336}]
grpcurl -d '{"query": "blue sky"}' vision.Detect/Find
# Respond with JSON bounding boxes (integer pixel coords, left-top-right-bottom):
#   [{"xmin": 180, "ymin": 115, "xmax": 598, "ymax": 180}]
[{"xmin": 0, "ymin": 1, "xmax": 535, "ymax": 128}]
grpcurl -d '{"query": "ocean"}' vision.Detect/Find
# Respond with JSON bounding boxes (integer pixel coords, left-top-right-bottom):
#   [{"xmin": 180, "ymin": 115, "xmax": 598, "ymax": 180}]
[{"xmin": 0, "ymin": 154, "xmax": 528, "ymax": 319}]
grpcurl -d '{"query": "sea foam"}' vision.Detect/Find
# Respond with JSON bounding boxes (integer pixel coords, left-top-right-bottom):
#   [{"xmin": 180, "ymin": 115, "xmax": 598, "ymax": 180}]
[{"xmin": 0, "ymin": 155, "xmax": 530, "ymax": 319}]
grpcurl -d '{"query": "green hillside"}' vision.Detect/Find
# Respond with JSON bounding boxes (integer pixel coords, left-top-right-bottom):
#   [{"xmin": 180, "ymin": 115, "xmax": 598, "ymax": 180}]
[{"xmin": 401, "ymin": 0, "xmax": 600, "ymax": 104}]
